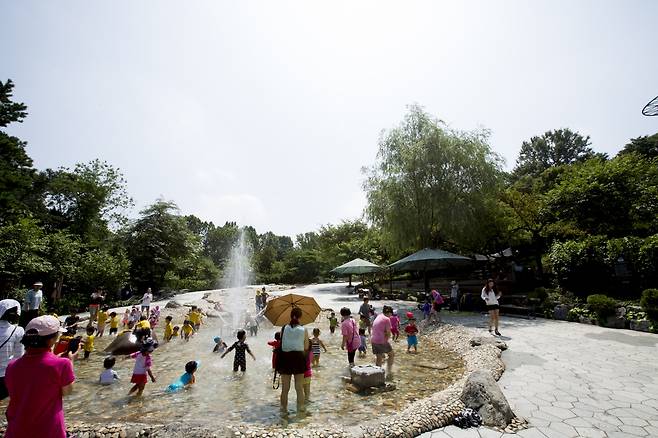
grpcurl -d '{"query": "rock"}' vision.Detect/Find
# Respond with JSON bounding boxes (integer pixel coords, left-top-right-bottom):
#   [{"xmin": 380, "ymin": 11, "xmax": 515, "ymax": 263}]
[
  {"xmin": 460, "ymin": 370, "xmax": 514, "ymax": 428},
  {"xmin": 553, "ymin": 304, "xmax": 571, "ymax": 320},
  {"xmin": 469, "ymin": 337, "xmax": 508, "ymax": 351},
  {"xmin": 165, "ymin": 300, "xmax": 182, "ymax": 309},
  {"xmin": 603, "ymin": 316, "xmax": 625, "ymax": 329},
  {"xmin": 630, "ymin": 319, "xmax": 651, "ymax": 332},
  {"xmin": 205, "ymin": 310, "xmax": 221, "ymax": 318},
  {"xmin": 350, "ymin": 364, "xmax": 385, "ymax": 389}
]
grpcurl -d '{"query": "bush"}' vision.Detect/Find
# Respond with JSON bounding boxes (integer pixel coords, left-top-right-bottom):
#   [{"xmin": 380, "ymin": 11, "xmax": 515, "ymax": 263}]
[
  {"xmin": 586, "ymin": 294, "xmax": 618, "ymax": 321},
  {"xmin": 567, "ymin": 306, "xmax": 594, "ymax": 322},
  {"xmin": 640, "ymin": 288, "xmax": 658, "ymax": 322},
  {"xmin": 528, "ymin": 287, "xmax": 549, "ymax": 303}
]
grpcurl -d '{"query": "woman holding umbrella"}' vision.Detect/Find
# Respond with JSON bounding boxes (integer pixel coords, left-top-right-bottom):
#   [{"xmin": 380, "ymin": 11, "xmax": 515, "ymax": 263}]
[{"xmin": 277, "ymin": 307, "xmax": 309, "ymax": 415}]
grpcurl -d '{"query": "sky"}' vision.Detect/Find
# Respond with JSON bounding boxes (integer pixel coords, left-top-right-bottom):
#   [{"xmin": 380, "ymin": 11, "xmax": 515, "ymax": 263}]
[{"xmin": 3, "ymin": 1, "xmax": 657, "ymax": 237}]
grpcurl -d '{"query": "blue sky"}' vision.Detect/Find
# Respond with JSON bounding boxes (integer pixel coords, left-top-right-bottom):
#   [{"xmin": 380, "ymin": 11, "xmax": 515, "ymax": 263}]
[{"xmin": 3, "ymin": 1, "xmax": 657, "ymax": 236}]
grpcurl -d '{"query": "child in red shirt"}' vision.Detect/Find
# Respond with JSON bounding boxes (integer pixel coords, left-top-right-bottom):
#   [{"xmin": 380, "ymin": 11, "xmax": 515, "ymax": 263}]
[
  {"xmin": 267, "ymin": 331, "xmax": 281, "ymax": 370},
  {"xmin": 405, "ymin": 317, "xmax": 419, "ymax": 353}
]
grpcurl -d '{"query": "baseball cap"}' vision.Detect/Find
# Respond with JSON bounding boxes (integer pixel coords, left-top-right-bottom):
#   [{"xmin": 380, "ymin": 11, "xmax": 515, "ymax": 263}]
[
  {"xmin": 25, "ymin": 315, "xmax": 66, "ymax": 336},
  {"xmin": 0, "ymin": 299, "xmax": 21, "ymax": 318}
]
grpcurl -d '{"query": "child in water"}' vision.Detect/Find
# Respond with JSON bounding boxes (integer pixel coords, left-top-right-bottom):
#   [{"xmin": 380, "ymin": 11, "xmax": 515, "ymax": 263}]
[
  {"xmin": 108, "ymin": 311, "xmax": 120, "ymax": 336},
  {"xmin": 213, "ymin": 336, "xmax": 228, "ymax": 353},
  {"xmin": 358, "ymin": 328, "xmax": 367, "ymax": 357},
  {"xmin": 163, "ymin": 315, "xmax": 174, "ymax": 342},
  {"xmin": 310, "ymin": 328, "xmax": 327, "ymax": 367},
  {"xmin": 303, "ymin": 348, "xmax": 313, "ymax": 402},
  {"xmin": 181, "ymin": 320, "xmax": 195, "ymax": 341},
  {"xmin": 122, "ymin": 309, "xmax": 130, "ymax": 328},
  {"xmin": 96, "ymin": 307, "xmax": 108, "ymax": 337},
  {"xmin": 172, "ymin": 326, "xmax": 180, "ymax": 338},
  {"xmin": 166, "ymin": 360, "xmax": 198, "ymax": 392},
  {"xmin": 83, "ymin": 325, "xmax": 96, "ymax": 359},
  {"xmin": 405, "ymin": 317, "xmax": 419, "ymax": 353},
  {"xmin": 389, "ymin": 310, "xmax": 400, "ymax": 342},
  {"xmin": 422, "ymin": 300, "xmax": 432, "ymax": 320},
  {"xmin": 328, "ymin": 312, "xmax": 338, "ymax": 334},
  {"xmin": 221, "ymin": 330, "xmax": 256, "ymax": 372},
  {"xmin": 126, "ymin": 339, "xmax": 158, "ymax": 396},
  {"xmin": 99, "ymin": 356, "xmax": 120, "ymax": 385},
  {"xmin": 267, "ymin": 332, "xmax": 281, "ymax": 370}
]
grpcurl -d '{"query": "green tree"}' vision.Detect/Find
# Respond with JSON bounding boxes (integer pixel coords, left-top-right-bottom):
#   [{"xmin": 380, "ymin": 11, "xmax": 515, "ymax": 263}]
[
  {"xmin": 513, "ymin": 129, "xmax": 597, "ymax": 178},
  {"xmin": 364, "ymin": 105, "xmax": 503, "ymax": 253},
  {"xmin": 43, "ymin": 160, "xmax": 133, "ymax": 242},
  {"xmin": 0, "ymin": 218, "xmax": 51, "ymax": 293},
  {"xmin": 0, "ymin": 79, "xmax": 37, "ymax": 224},
  {"xmin": 43, "ymin": 231, "xmax": 82, "ymax": 302},
  {"xmin": 123, "ymin": 200, "xmax": 196, "ymax": 291},
  {"xmin": 618, "ymin": 133, "xmax": 658, "ymax": 159}
]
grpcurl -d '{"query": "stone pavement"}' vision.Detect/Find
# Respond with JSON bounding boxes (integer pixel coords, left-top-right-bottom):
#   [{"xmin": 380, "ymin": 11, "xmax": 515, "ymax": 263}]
[{"xmin": 421, "ymin": 313, "xmax": 658, "ymax": 438}]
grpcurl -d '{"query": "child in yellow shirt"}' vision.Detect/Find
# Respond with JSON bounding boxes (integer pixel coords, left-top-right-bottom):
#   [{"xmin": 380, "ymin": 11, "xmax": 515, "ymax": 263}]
[
  {"xmin": 108, "ymin": 311, "xmax": 120, "ymax": 335},
  {"xmin": 181, "ymin": 320, "xmax": 195, "ymax": 341},
  {"xmin": 97, "ymin": 308, "xmax": 109, "ymax": 337},
  {"xmin": 163, "ymin": 316, "xmax": 174, "ymax": 342},
  {"xmin": 83, "ymin": 325, "xmax": 96, "ymax": 359}
]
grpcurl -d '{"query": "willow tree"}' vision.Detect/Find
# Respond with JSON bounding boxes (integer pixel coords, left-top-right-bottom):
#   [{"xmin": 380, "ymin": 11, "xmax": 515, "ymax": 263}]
[{"xmin": 363, "ymin": 105, "xmax": 503, "ymax": 254}]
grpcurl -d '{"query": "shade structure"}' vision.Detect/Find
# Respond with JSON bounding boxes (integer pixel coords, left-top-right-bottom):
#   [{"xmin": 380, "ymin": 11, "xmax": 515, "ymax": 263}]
[
  {"xmin": 331, "ymin": 258, "xmax": 381, "ymax": 275},
  {"xmin": 388, "ymin": 248, "xmax": 472, "ymax": 272},
  {"xmin": 263, "ymin": 293, "xmax": 322, "ymax": 326}
]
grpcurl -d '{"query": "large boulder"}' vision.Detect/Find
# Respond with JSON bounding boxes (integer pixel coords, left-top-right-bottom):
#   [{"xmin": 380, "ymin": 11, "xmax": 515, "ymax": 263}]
[
  {"xmin": 351, "ymin": 365, "xmax": 385, "ymax": 389},
  {"xmin": 553, "ymin": 304, "xmax": 571, "ymax": 320},
  {"xmin": 165, "ymin": 300, "xmax": 182, "ymax": 309},
  {"xmin": 470, "ymin": 336, "xmax": 508, "ymax": 350},
  {"xmin": 460, "ymin": 370, "xmax": 514, "ymax": 428}
]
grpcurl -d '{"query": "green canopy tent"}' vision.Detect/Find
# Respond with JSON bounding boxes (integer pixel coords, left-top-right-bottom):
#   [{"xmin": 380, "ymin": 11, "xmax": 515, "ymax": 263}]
[
  {"xmin": 331, "ymin": 258, "xmax": 382, "ymax": 287},
  {"xmin": 388, "ymin": 248, "xmax": 472, "ymax": 292}
]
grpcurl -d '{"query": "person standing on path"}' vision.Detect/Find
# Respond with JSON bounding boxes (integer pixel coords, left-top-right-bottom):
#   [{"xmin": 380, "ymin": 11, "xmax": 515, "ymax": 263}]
[
  {"xmin": 450, "ymin": 281, "xmax": 460, "ymax": 311},
  {"xmin": 88, "ymin": 288, "xmax": 105, "ymax": 323},
  {"xmin": 5, "ymin": 315, "xmax": 74, "ymax": 438},
  {"xmin": 358, "ymin": 297, "xmax": 372, "ymax": 335},
  {"xmin": 340, "ymin": 307, "xmax": 360, "ymax": 367},
  {"xmin": 429, "ymin": 289, "xmax": 444, "ymax": 323},
  {"xmin": 277, "ymin": 307, "xmax": 309, "ymax": 416},
  {"xmin": 0, "ymin": 300, "xmax": 25, "ymax": 400},
  {"xmin": 371, "ymin": 305, "xmax": 395, "ymax": 377},
  {"xmin": 481, "ymin": 278, "xmax": 502, "ymax": 336},
  {"xmin": 21, "ymin": 281, "xmax": 43, "ymax": 327},
  {"xmin": 141, "ymin": 288, "xmax": 153, "ymax": 317}
]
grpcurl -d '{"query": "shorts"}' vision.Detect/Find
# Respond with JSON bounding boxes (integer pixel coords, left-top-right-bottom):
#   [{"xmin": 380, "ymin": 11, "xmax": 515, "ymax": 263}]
[
  {"xmin": 109, "ymin": 327, "xmax": 118, "ymax": 335},
  {"xmin": 141, "ymin": 305, "xmax": 150, "ymax": 312},
  {"xmin": 131, "ymin": 374, "xmax": 148, "ymax": 385},
  {"xmin": 407, "ymin": 335, "xmax": 418, "ymax": 346},
  {"xmin": 276, "ymin": 350, "xmax": 307, "ymax": 375},
  {"xmin": 329, "ymin": 326, "xmax": 336, "ymax": 334},
  {"xmin": 372, "ymin": 342, "xmax": 393, "ymax": 355},
  {"xmin": 358, "ymin": 345, "xmax": 367, "ymax": 353},
  {"xmin": 233, "ymin": 360, "xmax": 246, "ymax": 372},
  {"xmin": 433, "ymin": 302, "xmax": 442, "ymax": 312},
  {"xmin": 486, "ymin": 304, "xmax": 500, "ymax": 311},
  {"xmin": 84, "ymin": 350, "xmax": 91, "ymax": 359}
]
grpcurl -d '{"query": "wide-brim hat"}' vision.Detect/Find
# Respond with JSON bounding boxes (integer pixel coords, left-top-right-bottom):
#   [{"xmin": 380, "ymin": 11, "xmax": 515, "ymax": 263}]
[
  {"xmin": 33, "ymin": 281, "xmax": 43, "ymax": 287},
  {"xmin": 451, "ymin": 281, "xmax": 456, "ymax": 285},
  {"xmin": 0, "ymin": 299, "xmax": 21, "ymax": 318}
]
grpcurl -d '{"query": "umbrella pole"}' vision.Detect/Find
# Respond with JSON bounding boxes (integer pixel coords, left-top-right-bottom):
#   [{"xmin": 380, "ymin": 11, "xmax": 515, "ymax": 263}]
[
  {"xmin": 348, "ymin": 274, "xmax": 352, "ymax": 287},
  {"xmin": 424, "ymin": 269, "xmax": 430, "ymax": 293}
]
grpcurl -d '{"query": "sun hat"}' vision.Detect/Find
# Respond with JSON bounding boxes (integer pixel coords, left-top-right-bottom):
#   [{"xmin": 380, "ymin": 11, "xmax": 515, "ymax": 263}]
[
  {"xmin": 213, "ymin": 336, "xmax": 222, "ymax": 343},
  {"xmin": 33, "ymin": 281, "xmax": 43, "ymax": 287},
  {"xmin": 25, "ymin": 315, "xmax": 66, "ymax": 336},
  {"xmin": 451, "ymin": 280, "xmax": 456, "ymax": 285},
  {"xmin": 393, "ymin": 309, "xmax": 398, "ymax": 315},
  {"xmin": 406, "ymin": 311, "xmax": 414, "ymax": 319},
  {"xmin": 140, "ymin": 338, "xmax": 159, "ymax": 353},
  {"xmin": 0, "ymin": 299, "xmax": 21, "ymax": 318}
]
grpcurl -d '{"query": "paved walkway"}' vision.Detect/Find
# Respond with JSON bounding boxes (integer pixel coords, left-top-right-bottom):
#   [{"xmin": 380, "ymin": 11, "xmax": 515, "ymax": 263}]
[{"xmin": 423, "ymin": 313, "xmax": 658, "ymax": 438}]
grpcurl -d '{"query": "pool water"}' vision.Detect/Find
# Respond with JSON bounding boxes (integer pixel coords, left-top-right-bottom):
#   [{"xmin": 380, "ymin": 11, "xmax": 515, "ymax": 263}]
[{"xmin": 64, "ymin": 314, "xmax": 464, "ymax": 429}]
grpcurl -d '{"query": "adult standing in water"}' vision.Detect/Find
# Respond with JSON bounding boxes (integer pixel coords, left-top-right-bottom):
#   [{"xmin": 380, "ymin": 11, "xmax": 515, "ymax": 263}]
[
  {"xmin": 277, "ymin": 307, "xmax": 309, "ymax": 415},
  {"xmin": 339, "ymin": 307, "xmax": 360, "ymax": 367},
  {"xmin": 5, "ymin": 315, "xmax": 74, "ymax": 438},
  {"xmin": 141, "ymin": 287, "xmax": 153, "ymax": 317},
  {"xmin": 371, "ymin": 305, "xmax": 395, "ymax": 376},
  {"xmin": 481, "ymin": 278, "xmax": 502, "ymax": 336},
  {"xmin": 21, "ymin": 281, "xmax": 43, "ymax": 327},
  {"xmin": 0, "ymin": 300, "xmax": 25, "ymax": 400},
  {"xmin": 88, "ymin": 288, "xmax": 105, "ymax": 323}
]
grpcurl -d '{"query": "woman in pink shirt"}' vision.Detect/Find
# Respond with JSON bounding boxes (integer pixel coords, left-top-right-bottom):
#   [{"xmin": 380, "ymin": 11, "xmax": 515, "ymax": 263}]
[
  {"xmin": 371, "ymin": 305, "xmax": 394, "ymax": 376},
  {"xmin": 5, "ymin": 315, "xmax": 74, "ymax": 438},
  {"xmin": 339, "ymin": 307, "xmax": 361, "ymax": 367}
]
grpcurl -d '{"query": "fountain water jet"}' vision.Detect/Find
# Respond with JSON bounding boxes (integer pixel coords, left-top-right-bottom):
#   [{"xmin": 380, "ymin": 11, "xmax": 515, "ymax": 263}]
[{"xmin": 221, "ymin": 228, "xmax": 253, "ymax": 331}]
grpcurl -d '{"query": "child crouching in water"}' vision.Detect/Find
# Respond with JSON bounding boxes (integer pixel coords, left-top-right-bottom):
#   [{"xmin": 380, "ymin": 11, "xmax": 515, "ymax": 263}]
[
  {"xmin": 221, "ymin": 330, "xmax": 255, "ymax": 372},
  {"xmin": 213, "ymin": 336, "xmax": 228, "ymax": 353},
  {"xmin": 99, "ymin": 356, "xmax": 119, "ymax": 385},
  {"xmin": 126, "ymin": 338, "xmax": 158, "ymax": 396},
  {"xmin": 166, "ymin": 360, "xmax": 198, "ymax": 392}
]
